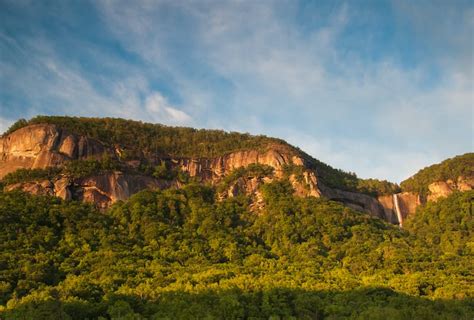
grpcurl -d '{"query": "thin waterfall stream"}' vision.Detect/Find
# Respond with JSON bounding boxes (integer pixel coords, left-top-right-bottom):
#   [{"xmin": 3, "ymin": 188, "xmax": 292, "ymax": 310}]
[{"xmin": 393, "ymin": 193, "xmax": 403, "ymax": 228}]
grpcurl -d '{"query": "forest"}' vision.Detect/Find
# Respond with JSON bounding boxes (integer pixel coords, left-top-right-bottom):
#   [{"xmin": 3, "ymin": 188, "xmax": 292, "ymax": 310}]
[
  {"xmin": 0, "ymin": 181, "xmax": 472, "ymax": 319},
  {"xmin": 1, "ymin": 117, "xmax": 473, "ymax": 319}
]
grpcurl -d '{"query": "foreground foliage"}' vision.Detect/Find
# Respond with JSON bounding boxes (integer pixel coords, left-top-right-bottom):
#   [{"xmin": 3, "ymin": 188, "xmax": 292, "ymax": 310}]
[{"xmin": 0, "ymin": 181, "xmax": 473, "ymax": 319}]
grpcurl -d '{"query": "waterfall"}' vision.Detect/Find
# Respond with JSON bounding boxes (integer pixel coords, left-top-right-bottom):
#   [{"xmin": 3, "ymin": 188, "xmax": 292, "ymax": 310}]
[{"xmin": 393, "ymin": 193, "xmax": 403, "ymax": 228}]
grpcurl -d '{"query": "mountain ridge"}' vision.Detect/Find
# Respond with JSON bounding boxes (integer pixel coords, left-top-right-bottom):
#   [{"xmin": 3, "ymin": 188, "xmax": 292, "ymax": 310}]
[{"xmin": 1, "ymin": 116, "xmax": 472, "ymax": 225}]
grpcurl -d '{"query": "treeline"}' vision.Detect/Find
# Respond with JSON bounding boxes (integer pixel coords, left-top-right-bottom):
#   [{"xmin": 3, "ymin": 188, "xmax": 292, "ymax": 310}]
[
  {"xmin": 304, "ymin": 159, "xmax": 401, "ymax": 196},
  {"xmin": 401, "ymin": 153, "xmax": 474, "ymax": 196},
  {"xmin": 0, "ymin": 182, "xmax": 472, "ymax": 319},
  {"xmin": 2, "ymin": 159, "xmax": 121, "ymax": 185}
]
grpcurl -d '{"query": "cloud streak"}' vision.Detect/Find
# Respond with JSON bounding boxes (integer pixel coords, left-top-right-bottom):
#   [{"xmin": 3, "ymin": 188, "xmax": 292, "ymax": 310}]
[{"xmin": 0, "ymin": 25, "xmax": 193, "ymax": 126}]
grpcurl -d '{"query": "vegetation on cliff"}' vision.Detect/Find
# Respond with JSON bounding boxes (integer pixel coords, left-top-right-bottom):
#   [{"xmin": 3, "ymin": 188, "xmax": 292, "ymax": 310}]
[
  {"xmin": 0, "ymin": 184, "xmax": 472, "ymax": 319},
  {"xmin": 217, "ymin": 163, "xmax": 275, "ymax": 193},
  {"xmin": 2, "ymin": 118, "xmax": 28, "ymax": 136},
  {"xmin": 2, "ymin": 159, "xmax": 122, "ymax": 185},
  {"xmin": 1, "ymin": 167, "xmax": 62, "ymax": 185},
  {"xmin": 401, "ymin": 153, "xmax": 474, "ymax": 196}
]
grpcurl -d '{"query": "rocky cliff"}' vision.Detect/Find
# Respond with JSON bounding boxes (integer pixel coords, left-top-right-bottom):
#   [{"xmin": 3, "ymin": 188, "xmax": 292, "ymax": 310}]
[
  {"xmin": 426, "ymin": 176, "xmax": 474, "ymax": 201},
  {"xmin": 4, "ymin": 173, "xmax": 173, "ymax": 209},
  {"xmin": 1, "ymin": 122, "xmax": 472, "ymax": 223},
  {"xmin": 0, "ymin": 124, "xmax": 304, "ymax": 180},
  {"xmin": 376, "ymin": 177, "xmax": 474, "ymax": 226},
  {"xmin": 0, "ymin": 124, "xmax": 109, "ymax": 177},
  {"xmin": 0, "ymin": 123, "xmax": 321, "ymax": 208}
]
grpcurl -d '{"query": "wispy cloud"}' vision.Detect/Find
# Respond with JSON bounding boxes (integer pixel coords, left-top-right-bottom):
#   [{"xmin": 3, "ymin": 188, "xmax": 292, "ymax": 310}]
[
  {"xmin": 93, "ymin": 0, "xmax": 472, "ymax": 180},
  {"xmin": 0, "ymin": 28, "xmax": 192, "ymax": 126},
  {"xmin": 1, "ymin": 0, "xmax": 472, "ymax": 182}
]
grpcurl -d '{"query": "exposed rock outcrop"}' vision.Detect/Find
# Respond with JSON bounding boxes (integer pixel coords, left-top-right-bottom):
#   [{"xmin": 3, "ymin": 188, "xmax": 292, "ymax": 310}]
[
  {"xmin": 318, "ymin": 184, "xmax": 386, "ymax": 219},
  {"xmin": 74, "ymin": 173, "xmax": 174, "ymax": 209},
  {"xmin": 220, "ymin": 171, "xmax": 321, "ymax": 207},
  {"xmin": 167, "ymin": 147, "xmax": 305, "ymax": 182},
  {"xmin": 0, "ymin": 124, "xmax": 109, "ymax": 178},
  {"xmin": 54, "ymin": 177, "xmax": 72, "ymax": 201},
  {"xmin": 427, "ymin": 176, "xmax": 474, "ymax": 202},
  {"xmin": 6, "ymin": 180, "xmax": 54, "ymax": 197},
  {"xmin": 5, "ymin": 172, "xmax": 177, "ymax": 209},
  {"xmin": 289, "ymin": 171, "xmax": 322, "ymax": 198}
]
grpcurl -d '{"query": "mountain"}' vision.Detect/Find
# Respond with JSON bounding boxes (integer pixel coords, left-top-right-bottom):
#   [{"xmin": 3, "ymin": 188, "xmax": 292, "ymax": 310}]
[
  {"xmin": 401, "ymin": 153, "xmax": 474, "ymax": 200},
  {"xmin": 0, "ymin": 116, "xmax": 473, "ymax": 319},
  {"xmin": 1, "ymin": 116, "xmax": 472, "ymax": 225}
]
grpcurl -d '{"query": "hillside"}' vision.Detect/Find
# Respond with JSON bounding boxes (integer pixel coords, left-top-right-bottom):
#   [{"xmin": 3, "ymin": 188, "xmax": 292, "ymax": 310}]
[
  {"xmin": 2, "ymin": 116, "xmax": 399, "ymax": 196},
  {"xmin": 0, "ymin": 116, "xmax": 473, "ymax": 319},
  {"xmin": 400, "ymin": 153, "xmax": 474, "ymax": 199},
  {"xmin": 0, "ymin": 186, "xmax": 473, "ymax": 319},
  {"xmin": 1, "ymin": 116, "xmax": 472, "ymax": 226}
]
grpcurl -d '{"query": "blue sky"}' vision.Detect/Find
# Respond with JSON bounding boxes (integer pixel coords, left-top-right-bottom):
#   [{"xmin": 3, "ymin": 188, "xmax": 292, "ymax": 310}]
[{"xmin": 0, "ymin": 0, "xmax": 472, "ymax": 182}]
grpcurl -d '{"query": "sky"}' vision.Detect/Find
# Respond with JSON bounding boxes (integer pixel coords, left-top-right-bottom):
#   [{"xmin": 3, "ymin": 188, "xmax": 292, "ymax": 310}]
[{"xmin": 0, "ymin": 0, "xmax": 472, "ymax": 182}]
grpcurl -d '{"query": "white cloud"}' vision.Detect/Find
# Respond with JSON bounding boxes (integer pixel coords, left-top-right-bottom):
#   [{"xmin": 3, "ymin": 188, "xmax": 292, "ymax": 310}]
[{"xmin": 145, "ymin": 92, "xmax": 192, "ymax": 125}]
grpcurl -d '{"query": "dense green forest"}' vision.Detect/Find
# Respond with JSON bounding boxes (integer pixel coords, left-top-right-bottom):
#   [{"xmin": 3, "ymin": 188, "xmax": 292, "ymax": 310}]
[
  {"xmin": 401, "ymin": 153, "xmax": 474, "ymax": 196},
  {"xmin": 3, "ymin": 116, "xmax": 399, "ymax": 196},
  {"xmin": 0, "ymin": 180, "xmax": 472, "ymax": 319}
]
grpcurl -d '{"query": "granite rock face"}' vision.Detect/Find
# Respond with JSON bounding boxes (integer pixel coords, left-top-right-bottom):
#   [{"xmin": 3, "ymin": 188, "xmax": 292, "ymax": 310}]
[
  {"xmin": 0, "ymin": 124, "xmax": 109, "ymax": 178},
  {"xmin": 168, "ymin": 147, "xmax": 305, "ymax": 182},
  {"xmin": 74, "ymin": 173, "xmax": 175, "ymax": 209},
  {"xmin": 0, "ymin": 124, "xmax": 319, "ymax": 208},
  {"xmin": 427, "ymin": 176, "xmax": 474, "ymax": 202},
  {"xmin": 5, "ymin": 172, "xmax": 176, "ymax": 209},
  {"xmin": 319, "ymin": 184, "xmax": 387, "ymax": 219},
  {"xmin": 6, "ymin": 180, "xmax": 54, "ymax": 197}
]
